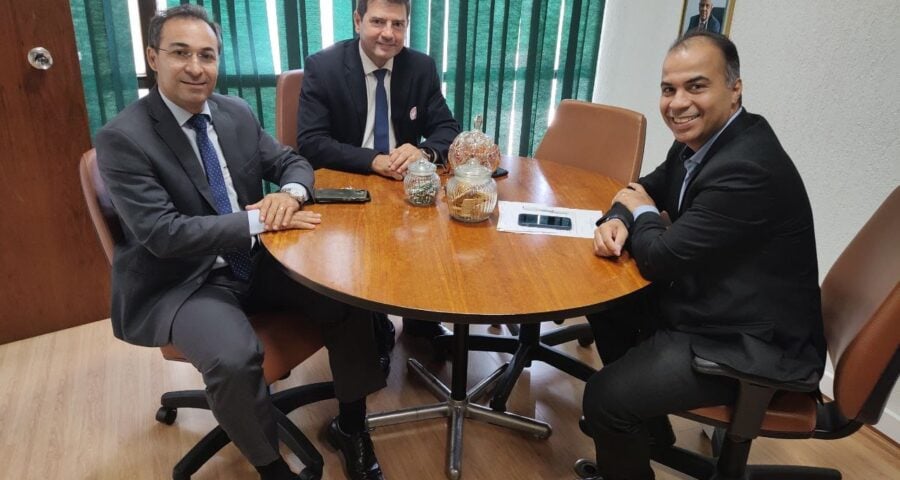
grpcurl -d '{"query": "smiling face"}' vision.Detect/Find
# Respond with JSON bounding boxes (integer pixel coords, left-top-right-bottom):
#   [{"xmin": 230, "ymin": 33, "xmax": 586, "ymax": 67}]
[
  {"xmin": 659, "ymin": 38, "xmax": 742, "ymax": 151},
  {"xmin": 699, "ymin": 0, "xmax": 713, "ymax": 21},
  {"xmin": 354, "ymin": 0, "xmax": 408, "ymax": 67},
  {"xmin": 146, "ymin": 17, "xmax": 219, "ymax": 113}
]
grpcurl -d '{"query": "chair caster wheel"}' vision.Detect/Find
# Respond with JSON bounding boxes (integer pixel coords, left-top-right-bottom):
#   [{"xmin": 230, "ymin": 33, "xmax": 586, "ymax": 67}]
[
  {"xmin": 172, "ymin": 468, "xmax": 189, "ymax": 480},
  {"xmin": 573, "ymin": 458, "xmax": 599, "ymax": 478},
  {"xmin": 298, "ymin": 465, "xmax": 322, "ymax": 480},
  {"xmin": 156, "ymin": 407, "xmax": 177, "ymax": 425},
  {"xmin": 577, "ymin": 336, "xmax": 594, "ymax": 347}
]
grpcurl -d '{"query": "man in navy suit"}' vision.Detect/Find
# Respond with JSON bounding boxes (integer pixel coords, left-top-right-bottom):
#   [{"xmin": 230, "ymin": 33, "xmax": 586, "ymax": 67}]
[
  {"xmin": 95, "ymin": 6, "xmax": 386, "ymax": 479},
  {"xmin": 580, "ymin": 31, "xmax": 825, "ymax": 479},
  {"xmin": 688, "ymin": 0, "xmax": 722, "ymax": 34},
  {"xmin": 297, "ymin": 0, "xmax": 460, "ymax": 350}
]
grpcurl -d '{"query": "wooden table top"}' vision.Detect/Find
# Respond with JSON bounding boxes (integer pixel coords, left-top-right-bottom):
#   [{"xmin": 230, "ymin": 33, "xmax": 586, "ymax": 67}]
[{"xmin": 262, "ymin": 155, "xmax": 649, "ymax": 324}]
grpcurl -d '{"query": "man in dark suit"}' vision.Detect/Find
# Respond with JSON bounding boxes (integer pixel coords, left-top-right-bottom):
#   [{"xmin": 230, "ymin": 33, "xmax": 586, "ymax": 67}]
[
  {"xmin": 297, "ymin": 0, "xmax": 460, "ymax": 349},
  {"xmin": 580, "ymin": 31, "xmax": 826, "ymax": 479},
  {"xmin": 95, "ymin": 6, "xmax": 386, "ymax": 480},
  {"xmin": 688, "ymin": 0, "xmax": 722, "ymax": 34}
]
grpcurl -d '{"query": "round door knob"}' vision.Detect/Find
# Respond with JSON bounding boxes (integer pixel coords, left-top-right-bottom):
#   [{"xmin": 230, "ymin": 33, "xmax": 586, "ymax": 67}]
[{"xmin": 28, "ymin": 47, "xmax": 53, "ymax": 70}]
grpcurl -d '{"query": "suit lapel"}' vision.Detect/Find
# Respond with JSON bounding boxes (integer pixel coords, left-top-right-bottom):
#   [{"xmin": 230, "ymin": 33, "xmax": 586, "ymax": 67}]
[
  {"xmin": 344, "ymin": 40, "xmax": 368, "ymax": 139},
  {"xmin": 208, "ymin": 98, "xmax": 251, "ymax": 207},
  {"xmin": 679, "ymin": 110, "xmax": 754, "ymax": 212},
  {"xmin": 148, "ymin": 88, "xmax": 217, "ymax": 210},
  {"xmin": 390, "ymin": 48, "xmax": 412, "ymax": 141}
]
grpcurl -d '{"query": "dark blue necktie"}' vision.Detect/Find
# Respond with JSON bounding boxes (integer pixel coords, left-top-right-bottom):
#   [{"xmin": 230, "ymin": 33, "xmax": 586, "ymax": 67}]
[
  {"xmin": 187, "ymin": 114, "xmax": 252, "ymax": 281},
  {"xmin": 373, "ymin": 69, "xmax": 389, "ymax": 154}
]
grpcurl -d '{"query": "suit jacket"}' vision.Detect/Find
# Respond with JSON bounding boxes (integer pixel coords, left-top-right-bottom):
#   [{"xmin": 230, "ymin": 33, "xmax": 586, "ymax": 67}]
[
  {"xmin": 297, "ymin": 38, "xmax": 460, "ymax": 173},
  {"xmin": 94, "ymin": 88, "xmax": 314, "ymax": 347},
  {"xmin": 604, "ymin": 110, "xmax": 826, "ymax": 383},
  {"xmin": 688, "ymin": 14, "xmax": 722, "ymax": 34}
]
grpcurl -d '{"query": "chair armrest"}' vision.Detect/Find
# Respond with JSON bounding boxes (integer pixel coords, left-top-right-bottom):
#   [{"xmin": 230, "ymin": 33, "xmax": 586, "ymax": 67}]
[
  {"xmin": 692, "ymin": 356, "xmax": 819, "ymax": 392},
  {"xmin": 692, "ymin": 356, "xmax": 819, "ymax": 440}
]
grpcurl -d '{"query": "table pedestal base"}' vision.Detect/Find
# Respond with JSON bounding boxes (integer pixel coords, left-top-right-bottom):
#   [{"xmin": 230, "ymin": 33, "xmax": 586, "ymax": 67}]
[{"xmin": 366, "ymin": 324, "xmax": 551, "ymax": 480}]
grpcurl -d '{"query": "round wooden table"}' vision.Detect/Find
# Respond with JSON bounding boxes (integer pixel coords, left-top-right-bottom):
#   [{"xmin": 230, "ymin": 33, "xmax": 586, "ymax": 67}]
[{"xmin": 262, "ymin": 155, "xmax": 649, "ymax": 479}]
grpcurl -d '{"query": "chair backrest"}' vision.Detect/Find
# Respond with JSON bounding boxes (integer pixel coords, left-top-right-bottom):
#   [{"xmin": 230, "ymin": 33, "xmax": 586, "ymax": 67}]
[
  {"xmin": 79, "ymin": 149, "xmax": 122, "ymax": 266},
  {"xmin": 533, "ymin": 99, "xmax": 647, "ymax": 184},
  {"xmin": 275, "ymin": 69, "xmax": 304, "ymax": 149},
  {"xmin": 822, "ymin": 186, "xmax": 900, "ymax": 424}
]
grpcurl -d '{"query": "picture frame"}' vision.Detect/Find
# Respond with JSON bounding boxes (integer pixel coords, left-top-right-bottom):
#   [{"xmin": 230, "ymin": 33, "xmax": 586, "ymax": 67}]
[{"xmin": 679, "ymin": 0, "xmax": 735, "ymax": 37}]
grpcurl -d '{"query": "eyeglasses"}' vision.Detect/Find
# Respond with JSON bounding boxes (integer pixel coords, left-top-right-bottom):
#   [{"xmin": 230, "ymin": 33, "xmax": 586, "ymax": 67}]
[{"xmin": 157, "ymin": 48, "xmax": 219, "ymax": 65}]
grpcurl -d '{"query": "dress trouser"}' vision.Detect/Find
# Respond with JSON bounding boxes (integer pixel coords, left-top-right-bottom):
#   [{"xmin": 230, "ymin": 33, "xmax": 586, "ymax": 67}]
[
  {"xmin": 583, "ymin": 293, "xmax": 737, "ymax": 480},
  {"xmin": 169, "ymin": 252, "xmax": 386, "ymax": 466}
]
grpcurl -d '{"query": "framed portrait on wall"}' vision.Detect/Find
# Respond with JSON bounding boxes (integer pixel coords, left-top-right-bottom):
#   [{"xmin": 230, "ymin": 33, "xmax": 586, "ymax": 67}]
[{"xmin": 679, "ymin": 0, "xmax": 735, "ymax": 37}]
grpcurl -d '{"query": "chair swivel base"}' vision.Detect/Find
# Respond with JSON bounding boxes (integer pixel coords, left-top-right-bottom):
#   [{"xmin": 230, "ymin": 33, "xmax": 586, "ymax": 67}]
[
  {"xmin": 367, "ymin": 357, "xmax": 551, "ymax": 480},
  {"xmin": 445, "ymin": 322, "xmax": 596, "ymax": 412},
  {"xmin": 650, "ymin": 444, "xmax": 842, "ymax": 480},
  {"xmin": 157, "ymin": 381, "xmax": 335, "ymax": 480}
]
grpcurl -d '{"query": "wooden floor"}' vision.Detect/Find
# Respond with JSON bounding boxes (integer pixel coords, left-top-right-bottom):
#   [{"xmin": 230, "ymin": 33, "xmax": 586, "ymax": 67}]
[{"xmin": 0, "ymin": 318, "xmax": 897, "ymax": 480}]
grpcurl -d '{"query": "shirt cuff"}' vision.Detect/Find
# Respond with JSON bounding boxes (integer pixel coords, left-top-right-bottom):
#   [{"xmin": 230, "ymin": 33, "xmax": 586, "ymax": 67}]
[
  {"xmin": 632, "ymin": 205, "xmax": 660, "ymax": 221},
  {"xmin": 280, "ymin": 183, "xmax": 309, "ymax": 203},
  {"xmin": 248, "ymin": 209, "xmax": 265, "ymax": 235}
]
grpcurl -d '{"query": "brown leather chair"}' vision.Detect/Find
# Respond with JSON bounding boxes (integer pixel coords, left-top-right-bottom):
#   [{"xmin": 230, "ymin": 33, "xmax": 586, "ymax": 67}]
[
  {"xmin": 275, "ymin": 69, "xmax": 304, "ymax": 149},
  {"xmin": 79, "ymin": 149, "xmax": 334, "ymax": 480},
  {"xmin": 471, "ymin": 100, "xmax": 647, "ymax": 412},
  {"xmin": 534, "ymin": 99, "xmax": 646, "ymax": 184},
  {"xmin": 534, "ymin": 99, "xmax": 648, "ymax": 348},
  {"xmin": 576, "ymin": 187, "xmax": 900, "ymax": 479}
]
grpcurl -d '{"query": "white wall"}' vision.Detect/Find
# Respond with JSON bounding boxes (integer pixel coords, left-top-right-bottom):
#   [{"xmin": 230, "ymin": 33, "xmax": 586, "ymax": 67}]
[{"xmin": 594, "ymin": 0, "xmax": 900, "ymax": 441}]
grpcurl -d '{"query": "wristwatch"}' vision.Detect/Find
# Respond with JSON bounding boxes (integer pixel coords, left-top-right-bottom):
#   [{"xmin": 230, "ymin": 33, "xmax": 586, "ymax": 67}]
[
  {"xmin": 419, "ymin": 147, "xmax": 439, "ymax": 164},
  {"xmin": 279, "ymin": 185, "xmax": 307, "ymax": 205}
]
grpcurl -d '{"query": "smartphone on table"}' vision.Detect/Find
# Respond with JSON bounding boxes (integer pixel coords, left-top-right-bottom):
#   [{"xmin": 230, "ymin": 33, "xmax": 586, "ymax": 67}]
[{"xmin": 517, "ymin": 213, "xmax": 573, "ymax": 230}]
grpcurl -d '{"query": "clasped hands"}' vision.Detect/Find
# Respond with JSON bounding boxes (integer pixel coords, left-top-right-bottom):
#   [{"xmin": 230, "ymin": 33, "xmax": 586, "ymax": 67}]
[
  {"xmin": 371, "ymin": 143, "xmax": 424, "ymax": 180},
  {"xmin": 246, "ymin": 192, "xmax": 321, "ymax": 231},
  {"xmin": 593, "ymin": 182, "xmax": 654, "ymax": 258}
]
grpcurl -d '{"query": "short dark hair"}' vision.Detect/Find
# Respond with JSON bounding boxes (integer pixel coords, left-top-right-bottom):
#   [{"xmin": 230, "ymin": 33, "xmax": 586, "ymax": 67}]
[
  {"xmin": 147, "ymin": 4, "xmax": 223, "ymax": 54},
  {"xmin": 356, "ymin": 0, "xmax": 410, "ymax": 18},
  {"xmin": 670, "ymin": 30, "xmax": 740, "ymax": 87}
]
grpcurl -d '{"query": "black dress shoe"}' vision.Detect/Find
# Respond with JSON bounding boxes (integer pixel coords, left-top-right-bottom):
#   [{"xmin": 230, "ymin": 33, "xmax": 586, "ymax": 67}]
[
  {"xmin": 326, "ymin": 418, "xmax": 384, "ymax": 480},
  {"xmin": 373, "ymin": 312, "xmax": 396, "ymax": 352},
  {"xmin": 401, "ymin": 318, "xmax": 451, "ymax": 339},
  {"xmin": 378, "ymin": 352, "xmax": 391, "ymax": 377}
]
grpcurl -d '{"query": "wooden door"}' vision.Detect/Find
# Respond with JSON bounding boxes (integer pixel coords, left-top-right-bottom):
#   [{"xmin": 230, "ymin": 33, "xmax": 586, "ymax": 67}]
[{"xmin": 0, "ymin": 0, "xmax": 111, "ymax": 343}]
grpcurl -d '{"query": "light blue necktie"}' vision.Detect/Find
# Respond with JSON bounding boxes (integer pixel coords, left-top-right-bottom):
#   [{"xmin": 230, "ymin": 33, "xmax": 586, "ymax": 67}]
[
  {"xmin": 373, "ymin": 69, "xmax": 389, "ymax": 154},
  {"xmin": 678, "ymin": 156, "xmax": 700, "ymax": 211},
  {"xmin": 187, "ymin": 114, "xmax": 252, "ymax": 281}
]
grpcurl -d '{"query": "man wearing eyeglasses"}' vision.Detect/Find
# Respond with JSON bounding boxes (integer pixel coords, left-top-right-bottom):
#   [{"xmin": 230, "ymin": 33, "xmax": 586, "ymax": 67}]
[
  {"xmin": 297, "ymin": 0, "xmax": 460, "ymax": 367},
  {"xmin": 95, "ymin": 5, "xmax": 387, "ymax": 480}
]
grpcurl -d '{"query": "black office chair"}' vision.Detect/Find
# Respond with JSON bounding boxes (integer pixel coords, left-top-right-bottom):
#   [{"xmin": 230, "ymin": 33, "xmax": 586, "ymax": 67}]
[
  {"xmin": 575, "ymin": 187, "xmax": 900, "ymax": 480},
  {"xmin": 79, "ymin": 149, "xmax": 335, "ymax": 480}
]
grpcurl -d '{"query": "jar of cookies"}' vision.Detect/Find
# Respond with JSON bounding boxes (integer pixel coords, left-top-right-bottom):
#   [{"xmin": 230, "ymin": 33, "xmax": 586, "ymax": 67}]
[{"xmin": 445, "ymin": 159, "xmax": 497, "ymax": 222}]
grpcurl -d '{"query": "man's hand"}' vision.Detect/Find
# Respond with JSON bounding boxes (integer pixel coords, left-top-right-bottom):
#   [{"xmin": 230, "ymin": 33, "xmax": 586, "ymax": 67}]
[
  {"xmin": 282, "ymin": 210, "xmax": 322, "ymax": 230},
  {"xmin": 614, "ymin": 182, "xmax": 654, "ymax": 212},
  {"xmin": 594, "ymin": 218, "xmax": 629, "ymax": 257},
  {"xmin": 246, "ymin": 192, "xmax": 300, "ymax": 229},
  {"xmin": 388, "ymin": 143, "xmax": 424, "ymax": 173},
  {"xmin": 371, "ymin": 154, "xmax": 404, "ymax": 180}
]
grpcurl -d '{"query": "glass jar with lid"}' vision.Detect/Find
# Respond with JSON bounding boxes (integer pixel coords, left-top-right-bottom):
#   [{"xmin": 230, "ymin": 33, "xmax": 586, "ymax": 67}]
[
  {"xmin": 403, "ymin": 158, "xmax": 440, "ymax": 206},
  {"xmin": 445, "ymin": 159, "xmax": 497, "ymax": 222}
]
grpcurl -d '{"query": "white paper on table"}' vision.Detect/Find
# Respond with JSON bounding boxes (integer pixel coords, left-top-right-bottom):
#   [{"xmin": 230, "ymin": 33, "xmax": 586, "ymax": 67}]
[{"xmin": 497, "ymin": 201, "xmax": 602, "ymax": 238}]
